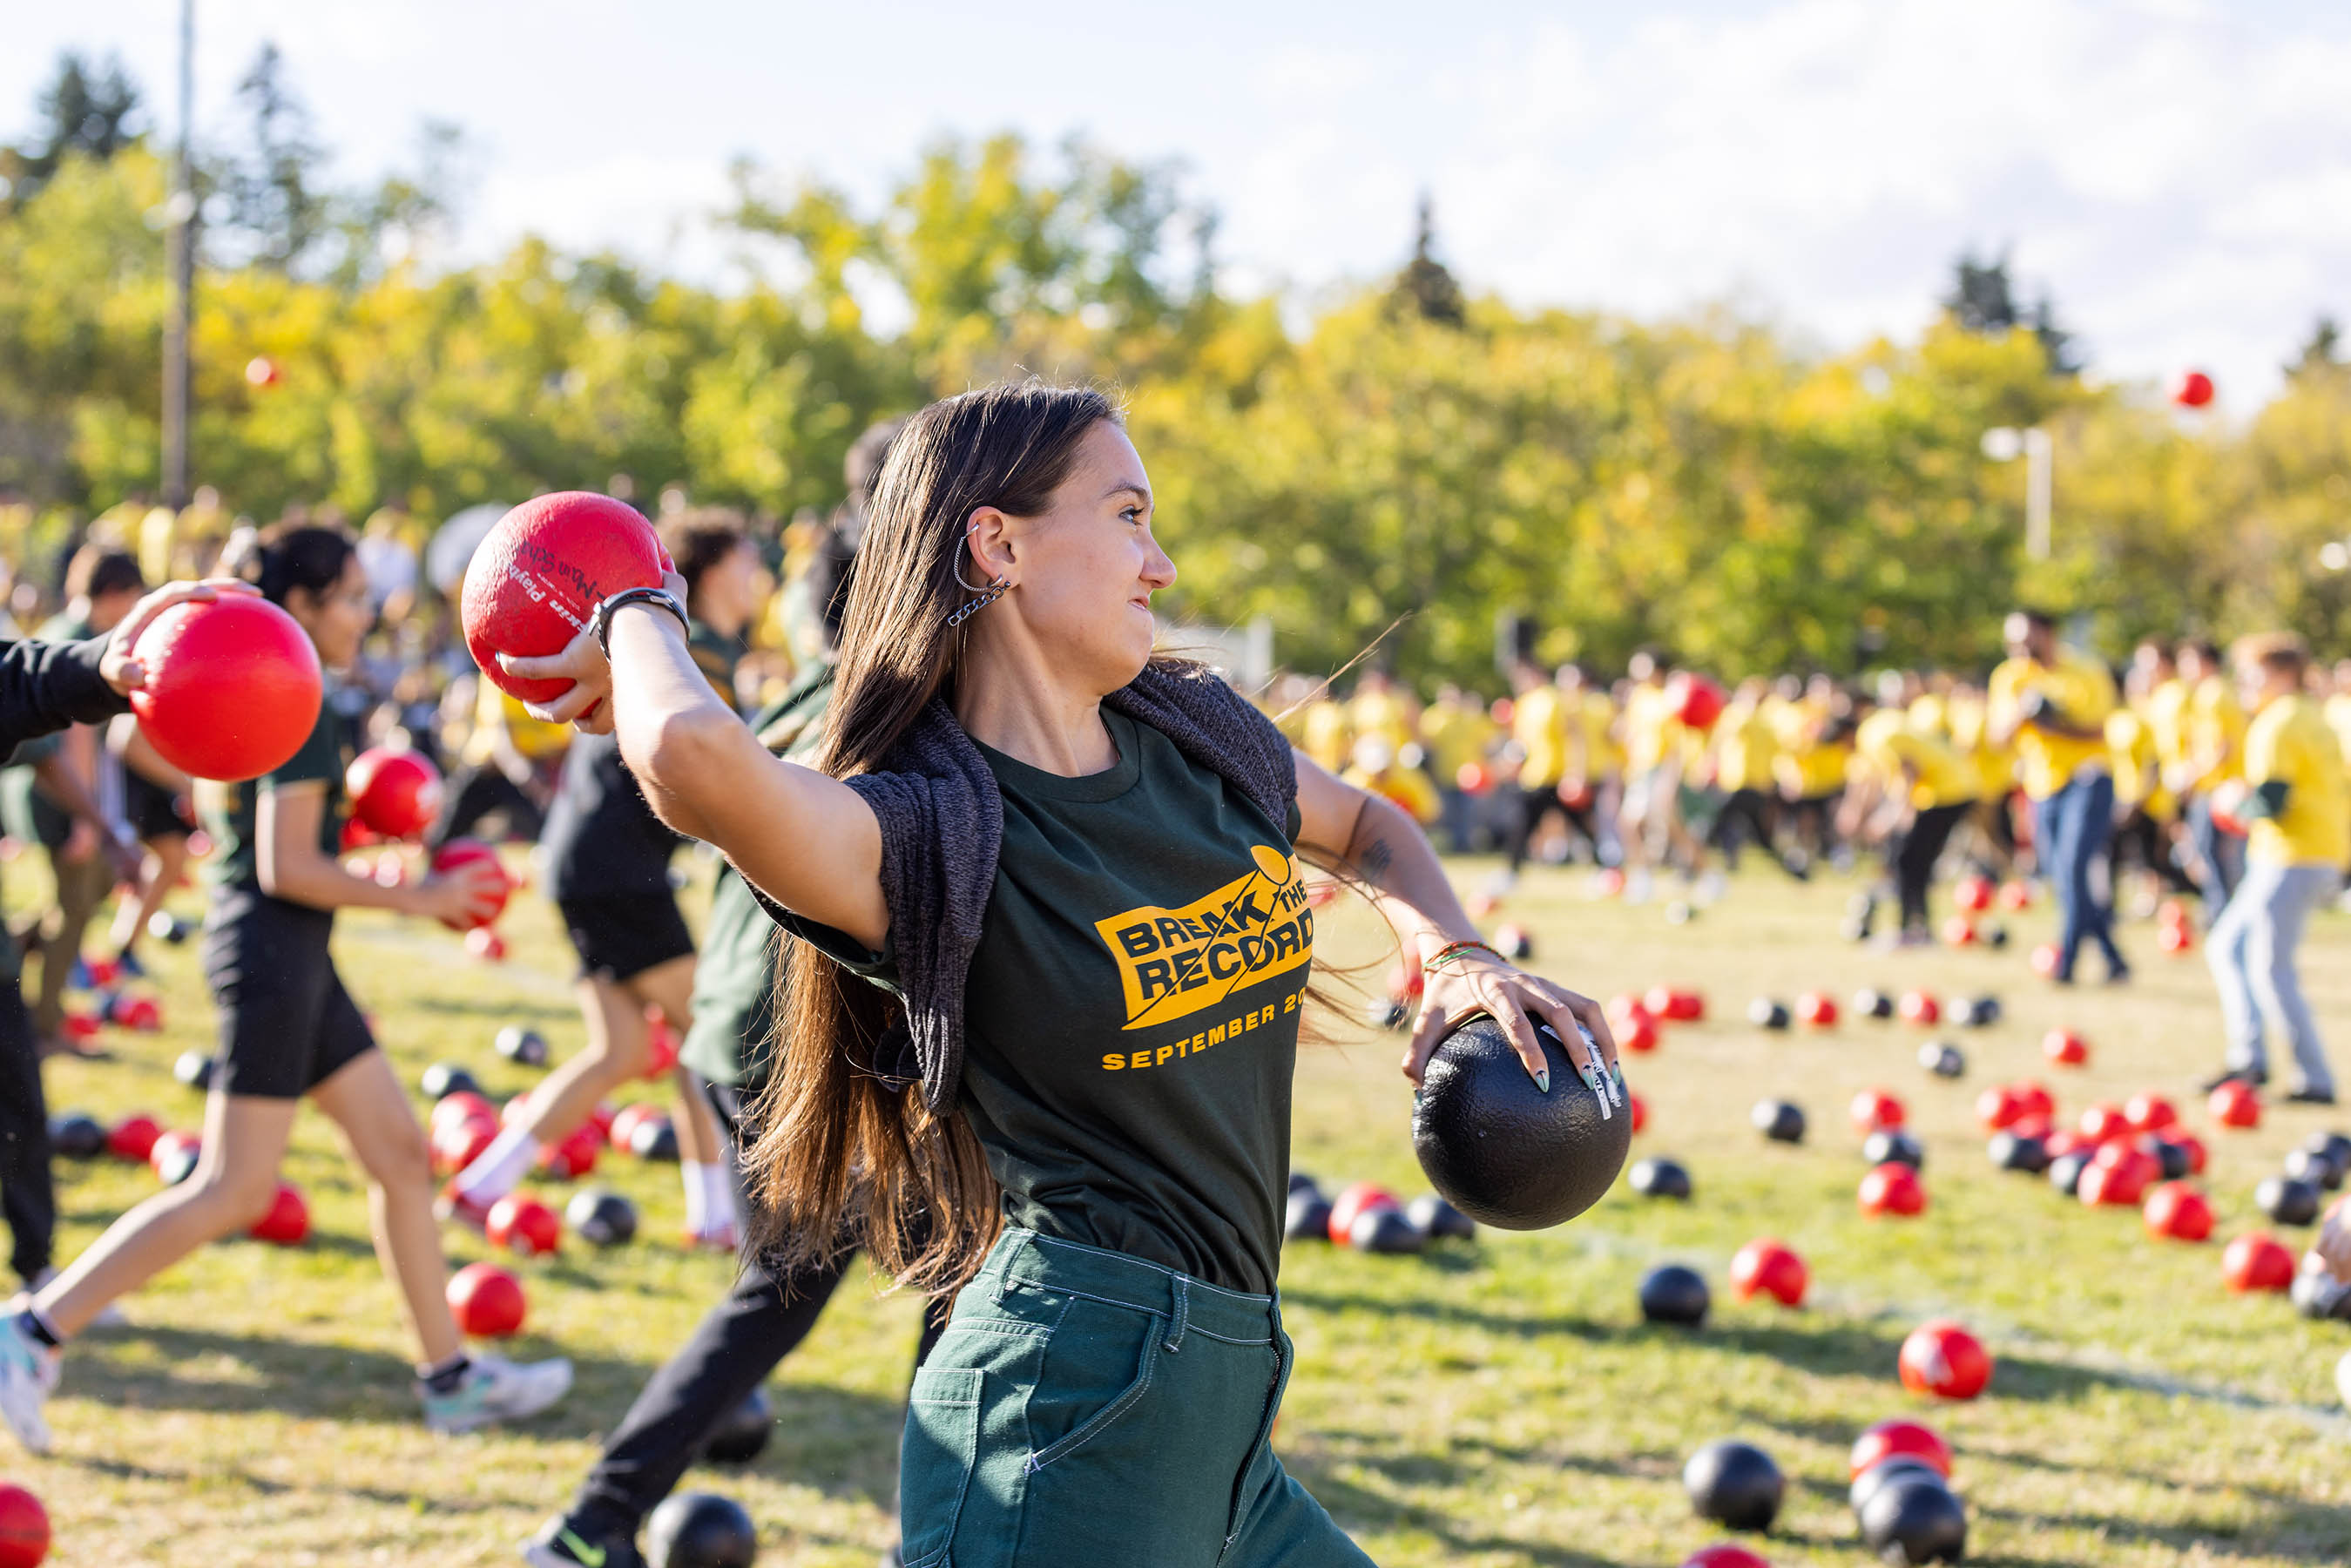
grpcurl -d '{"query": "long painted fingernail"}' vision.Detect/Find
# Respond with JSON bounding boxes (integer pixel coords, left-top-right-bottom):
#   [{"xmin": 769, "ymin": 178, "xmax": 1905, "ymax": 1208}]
[{"xmin": 1534, "ymin": 1068, "xmax": 1550, "ymax": 1094}]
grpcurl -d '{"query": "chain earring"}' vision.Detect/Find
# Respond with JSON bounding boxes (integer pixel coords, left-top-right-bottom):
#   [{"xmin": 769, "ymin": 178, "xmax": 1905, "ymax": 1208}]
[{"xmin": 947, "ymin": 540, "xmax": 1011, "ymax": 630}]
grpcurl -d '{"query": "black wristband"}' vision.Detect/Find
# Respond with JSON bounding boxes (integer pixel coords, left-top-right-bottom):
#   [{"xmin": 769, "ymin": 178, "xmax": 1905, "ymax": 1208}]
[{"xmin": 591, "ymin": 587, "xmax": 688, "ymax": 655}]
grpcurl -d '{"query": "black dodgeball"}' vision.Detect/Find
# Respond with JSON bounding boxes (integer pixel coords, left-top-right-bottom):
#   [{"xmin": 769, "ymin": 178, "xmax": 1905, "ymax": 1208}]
[{"xmin": 1410, "ymin": 1015, "xmax": 1632, "ymax": 1229}]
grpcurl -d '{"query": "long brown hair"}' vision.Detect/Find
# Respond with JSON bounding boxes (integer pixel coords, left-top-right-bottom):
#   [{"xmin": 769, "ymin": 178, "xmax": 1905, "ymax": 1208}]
[{"xmin": 743, "ymin": 381, "xmax": 1122, "ymax": 1292}]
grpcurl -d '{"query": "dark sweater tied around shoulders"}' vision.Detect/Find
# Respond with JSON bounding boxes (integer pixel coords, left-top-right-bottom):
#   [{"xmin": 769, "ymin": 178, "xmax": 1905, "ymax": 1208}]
[{"xmin": 838, "ymin": 659, "xmax": 1297, "ymax": 1112}]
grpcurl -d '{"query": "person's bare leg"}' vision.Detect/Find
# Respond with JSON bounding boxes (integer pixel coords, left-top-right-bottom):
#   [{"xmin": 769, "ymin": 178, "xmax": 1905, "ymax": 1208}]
[
  {"xmin": 310, "ymin": 1050, "xmax": 461, "ymax": 1362},
  {"xmin": 511, "ymin": 978, "xmax": 653, "ymax": 1144},
  {"xmin": 30, "ymin": 1093, "xmax": 296, "ymax": 1336},
  {"xmin": 624, "ymin": 957, "xmax": 713, "ymax": 1160}
]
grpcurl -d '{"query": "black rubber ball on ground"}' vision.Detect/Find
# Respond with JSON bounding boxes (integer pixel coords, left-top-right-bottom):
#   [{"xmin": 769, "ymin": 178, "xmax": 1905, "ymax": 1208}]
[
  {"xmin": 1983, "ymin": 925, "xmax": 2011, "ymax": 950},
  {"xmin": 496, "ymin": 1025, "xmax": 550, "ymax": 1068},
  {"xmin": 1865, "ymin": 1130, "xmax": 1926, "ymax": 1171},
  {"xmin": 1988, "ymin": 1132, "xmax": 2050, "ymax": 1173},
  {"xmin": 1964, "ymin": 995, "xmax": 2003, "ymax": 1027},
  {"xmin": 566, "ymin": 1188, "xmax": 639, "ymax": 1247},
  {"xmin": 2047, "ymin": 1151, "xmax": 2091, "ymax": 1198},
  {"xmin": 148, "ymin": 910, "xmax": 189, "ymax": 944},
  {"xmin": 1851, "ymin": 1456, "xmax": 1945, "ymax": 1515},
  {"xmin": 1287, "ymin": 1171, "xmax": 1321, "ymax": 1199},
  {"xmin": 1664, "ymin": 901, "xmax": 1695, "ymax": 925},
  {"xmin": 632, "ymin": 1116, "xmax": 681, "ymax": 1162},
  {"xmin": 1919, "ymin": 1042, "xmax": 1966, "ymax": 1078},
  {"xmin": 1855, "ymin": 988, "xmax": 1895, "ymax": 1020},
  {"xmin": 647, "ymin": 1490, "xmax": 758, "ymax": 1568},
  {"xmin": 156, "ymin": 1139, "xmax": 200, "ymax": 1186},
  {"xmin": 1350, "ymin": 1206, "xmax": 1424, "ymax": 1254},
  {"xmin": 1684, "ymin": 1439, "xmax": 1784, "ymax": 1531},
  {"xmin": 1407, "ymin": 1193, "xmax": 1476, "ymax": 1242},
  {"xmin": 2145, "ymin": 1135, "xmax": 2191, "ymax": 1181},
  {"xmin": 1630, "ymin": 1157, "xmax": 1693, "ymax": 1200},
  {"xmin": 2310, "ymin": 1132, "xmax": 2351, "ymax": 1173},
  {"xmin": 2290, "ymin": 1259, "xmax": 2351, "ymax": 1321},
  {"xmin": 1284, "ymin": 1191, "xmax": 1334, "ymax": 1242},
  {"xmin": 1748, "ymin": 997, "xmax": 1791, "ymax": 1031},
  {"xmin": 1752, "ymin": 1099, "xmax": 1806, "ymax": 1145},
  {"xmin": 1409, "ymin": 1016, "xmax": 1632, "ymax": 1229},
  {"xmin": 173, "ymin": 1051, "xmax": 214, "ymax": 1092},
  {"xmin": 2256, "ymin": 1175, "xmax": 2320, "ymax": 1227},
  {"xmin": 701, "ymin": 1387, "xmax": 773, "ymax": 1464},
  {"xmin": 421, "ymin": 1062, "xmax": 481, "ymax": 1102},
  {"xmin": 47, "ymin": 1112, "xmax": 105, "ymax": 1160},
  {"xmin": 1859, "ymin": 1471, "xmax": 1967, "ymax": 1565},
  {"xmin": 1638, "ymin": 1263, "xmax": 1710, "ymax": 1327},
  {"xmin": 2283, "ymin": 1146, "xmax": 2342, "ymax": 1193}
]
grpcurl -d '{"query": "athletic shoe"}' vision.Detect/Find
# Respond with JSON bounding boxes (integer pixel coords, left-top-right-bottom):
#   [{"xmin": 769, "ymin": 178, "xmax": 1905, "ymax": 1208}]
[
  {"xmin": 2200, "ymin": 1067, "xmax": 2267, "ymax": 1095},
  {"xmin": 686, "ymin": 1225, "xmax": 740, "ymax": 1254},
  {"xmin": 436, "ymin": 1181, "xmax": 495, "ymax": 1235},
  {"xmin": 521, "ymin": 1515, "xmax": 645, "ymax": 1568},
  {"xmin": 420, "ymin": 1351, "xmax": 573, "ymax": 1435},
  {"xmin": 2286, "ymin": 1087, "xmax": 2339, "ymax": 1106},
  {"xmin": 113, "ymin": 949, "xmax": 147, "ymax": 980},
  {"xmin": 0, "ymin": 1315, "xmax": 61, "ymax": 1454}
]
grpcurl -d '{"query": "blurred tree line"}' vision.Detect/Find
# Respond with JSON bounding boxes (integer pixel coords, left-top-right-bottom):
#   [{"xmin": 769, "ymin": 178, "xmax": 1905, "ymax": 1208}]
[{"xmin": 2, "ymin": 49, "xmax": 2346, "ymax": 681}]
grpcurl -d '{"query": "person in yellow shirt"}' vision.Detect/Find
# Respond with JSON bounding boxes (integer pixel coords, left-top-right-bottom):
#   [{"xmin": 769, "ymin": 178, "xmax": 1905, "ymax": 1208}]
[
  {"xmin": 1989, "ymin": 609, "xmax": 2126, "ymax": 983},
  {"xmin": 1504, "ymin": 662, "xmax": 1601, "ymax": 873},
  {"xmin": 1418, "ymin": 682, "xmax": 1496, "ymax": 854},
  {"xmin": 2327, "ymin": 659, "xmax": 2351, "ymax": 775},
  {"xmin": 2106, "ymin": 658, "xmax": 2194, "ymax": 905},
  {"xmin": 1341, "ymin": 733, "xmax": 1440, "ymax": 827},
  {"xmin": 1943, "ymin": 679, "xmax": 2017, "ymax": 875},
  {"xmin": 1771, "ymin": 673, "xmax": 1853, "ymax": 874},
  {"xmin": 429, "ymin": 676, "xmax": 573, "ymax": 847},
  {"xmin": 1705, "ymin": 679, "xmax": 1807, "ymax": 881},
  {"xmin": 2169, "ymin": 639, "xmax": 2248, "ymax": 913},
  {"xmin": 1299, "ymin": 695, "xmax": 1352, "ymax": 776},
  {"xmin": 2203, "ymin": 634, "xmax": 2348, "ymax": 1103},
  {"xmin": 1841, "ymin": 692, "xmax": 1980, "ymax": 942},
  {"xmin": 1347, "ymin": 669, "xmax": 1419, "ymax": 754}
]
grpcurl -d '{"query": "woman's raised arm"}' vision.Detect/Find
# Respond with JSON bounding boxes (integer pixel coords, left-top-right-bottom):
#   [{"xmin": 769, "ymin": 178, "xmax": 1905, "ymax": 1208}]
[{"xmin": 508, "ymin": 600, "xmax": 890, "ymax": 950}]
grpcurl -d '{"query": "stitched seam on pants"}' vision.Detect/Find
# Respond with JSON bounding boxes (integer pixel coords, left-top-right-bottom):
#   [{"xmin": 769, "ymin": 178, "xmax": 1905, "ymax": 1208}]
[{"xmin": 1023, "ymin": 1322, "xmax": 1161, "ymax": 1473}]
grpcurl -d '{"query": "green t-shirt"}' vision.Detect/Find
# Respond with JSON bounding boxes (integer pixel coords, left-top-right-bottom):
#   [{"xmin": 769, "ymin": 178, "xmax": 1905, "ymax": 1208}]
[
  {"xmin": 792, "ymin": 707, "xmax": 1313, "ymax": 1294},
  {"xmin": 679, "ymin": 663, "xmax": 834, "ymax": 1094},
  {"xmin": 199, "ymin": 694, "xmax": 349, "ymax": 891}
]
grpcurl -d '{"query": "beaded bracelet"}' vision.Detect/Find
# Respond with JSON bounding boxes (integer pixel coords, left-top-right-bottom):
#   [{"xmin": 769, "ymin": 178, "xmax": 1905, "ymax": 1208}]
[{"xmin": 1422, "ymin": 939, "xmax": 1503, "ymax": 974}]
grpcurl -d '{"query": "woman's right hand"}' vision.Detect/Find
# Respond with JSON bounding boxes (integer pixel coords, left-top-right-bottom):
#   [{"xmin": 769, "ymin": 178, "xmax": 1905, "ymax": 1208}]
[
  {"xmin": 505, "ymin": 628, "xmax": 615, "ymax": 734},
  {"xmin": 414, "ymin": 860, "xmax": 507, "ymax": 929}
]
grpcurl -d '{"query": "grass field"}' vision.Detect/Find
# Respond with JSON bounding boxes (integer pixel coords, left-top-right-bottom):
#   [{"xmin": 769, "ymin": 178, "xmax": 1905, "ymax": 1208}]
[{"xmin": 8, "ymin": 845, "xmax": 2351, "ymax": 1566}]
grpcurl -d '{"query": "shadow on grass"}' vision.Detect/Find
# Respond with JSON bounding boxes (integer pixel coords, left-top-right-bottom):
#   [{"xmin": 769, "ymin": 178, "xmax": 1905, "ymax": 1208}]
[
  {"xmin": 1286, "ymin": 1456, "xmax": 1637, "ymax": 1568},
  {"xmin": 1965, "ymin": 1497, "xmax": 2351, "ymax": 1564}
]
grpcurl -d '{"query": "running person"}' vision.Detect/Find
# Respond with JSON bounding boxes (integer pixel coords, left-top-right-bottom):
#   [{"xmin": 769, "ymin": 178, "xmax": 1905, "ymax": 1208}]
[
  {"xmin": 514, "ymin": 382, "xmax": 1619, "ymax": 1567},
  {"xmin": 439, "ymin": 512, "xmax": 753, "ymax": 1247},
  {"xmin": 0, "ymin": 526, "xmax": 571, "ymax": 1454}
]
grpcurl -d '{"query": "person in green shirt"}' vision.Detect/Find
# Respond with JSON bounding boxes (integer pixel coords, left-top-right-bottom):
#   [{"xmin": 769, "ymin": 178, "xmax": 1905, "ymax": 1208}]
[
  {"xmin": 2, "ymin": 526, "xmax": 570, "ymax": 1456},
  {"xmin": 510, "ymin": 382, "xmax": 1621, "ymax": 1568}
]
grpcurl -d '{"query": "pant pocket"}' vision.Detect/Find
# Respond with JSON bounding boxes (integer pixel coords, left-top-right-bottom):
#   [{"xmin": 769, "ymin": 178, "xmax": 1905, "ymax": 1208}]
[
  {"xmin": 900, "ymin": 1366, "xmax": 983, "ymax": 1568},
  {"xmin": 1023, "ymin": 1297, "xmax": 1162, "ymax": 1472}
]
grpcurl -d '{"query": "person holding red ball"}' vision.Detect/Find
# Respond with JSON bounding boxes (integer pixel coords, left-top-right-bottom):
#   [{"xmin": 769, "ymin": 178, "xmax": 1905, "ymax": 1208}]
[{"xmin": 0, "ymin": 526, "xmax": 571, "ymax": 1455}]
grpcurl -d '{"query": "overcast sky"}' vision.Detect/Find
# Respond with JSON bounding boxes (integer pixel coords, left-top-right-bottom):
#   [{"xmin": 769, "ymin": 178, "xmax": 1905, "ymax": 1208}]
[{"xmin": 10, "ymin": 0, "xmax": 2349, "ymax": 408}]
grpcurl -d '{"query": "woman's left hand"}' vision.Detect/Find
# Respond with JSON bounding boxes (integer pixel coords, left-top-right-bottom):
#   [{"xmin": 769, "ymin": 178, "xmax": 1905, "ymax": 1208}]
[{"xmin": 1404, "ymin": 949, "xmax": 1618, "ymax": 1098}]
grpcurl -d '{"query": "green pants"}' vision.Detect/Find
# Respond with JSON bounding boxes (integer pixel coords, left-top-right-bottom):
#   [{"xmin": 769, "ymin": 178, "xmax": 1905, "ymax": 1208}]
[{"xmin": 901, "ymin": 1228, "xmax": 1374, "ymax": 1568}]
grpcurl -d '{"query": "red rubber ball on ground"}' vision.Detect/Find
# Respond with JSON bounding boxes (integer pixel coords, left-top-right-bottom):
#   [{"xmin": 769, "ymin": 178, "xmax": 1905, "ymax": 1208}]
[
  {"xmin": 2143, "ymin": 1181, "xmax": 2213, "ymax": 1242},
  {"xmin": 448, "ymin": 1260, "xmax": 527, "ymax": 1336},
  {"xmin": 2221, "ymin": 1232, "xmax": 2294, "ymax": 1293},
  {"xmin": 1850, "ymin": 1418, "xmax": 1953, "ymax": 1479},
  {"xmin": 107, "ymin": 1113, "xmax": 162, "ymax": 1164},
  {"xmin": 487, "ymin": 1193, "xmax": 563, "ymax": 1257},
  {"xmin": 1851, "ymin": 1089, "xmax": 1906, "ymax": 1134},
  {"xmin": 1327, "ymin": 1181, "xmax": 1399, "ymax": 1244},
  {"xmin": 347, "ymin": 747, "xmax": 445, "ymax": 840},
  {"xmin": 1729, "ymin": 1239, "xmax": 1807, "ymax": 1307},
  {"xmin": 1899, "ymin": 1319, "xmax": 1992, "ymax": 1399},
  {"xmin": 1681, "ymin": 1548, "xmax": 1770, "ymax": 1568},
  {"xmin": 0, "ymin": 1482, "xmax": 51, "ymax": 1568},
  {"xmin": 462, "ymin": 492, "xmax": 667, "ymax": 705},
  {"xmin": 128, "ymin": 595, "xmax": 322, "ymax": 781},
  {"xmin": 248, "ymin": 1182, "xmax": 309, "ymax": 1245},
  {"xmin": 2209, "ymin": 1079, "xmax": 2260, "ymax": 1129},
  {"xmin": 1859, "ymin": 1162, "xmax": 1927, "ymax": 1218}
]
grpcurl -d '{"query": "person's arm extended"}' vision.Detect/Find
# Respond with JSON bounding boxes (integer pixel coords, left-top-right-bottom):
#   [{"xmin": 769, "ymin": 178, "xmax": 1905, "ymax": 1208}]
[
  {"xmin": 508, "ymin": 600, "xmax": 889, "ymax": 950},
  {"xmin": 31, "ymin": 748, "xmax": 139, "ymax": 880},
  {"xmin": 1290, "ymin": 747, "xmax": 1617, "ymax": 1092},
  {"xmin": 258, "ymin": 780, "xmax": 501, "ymax": 923}
]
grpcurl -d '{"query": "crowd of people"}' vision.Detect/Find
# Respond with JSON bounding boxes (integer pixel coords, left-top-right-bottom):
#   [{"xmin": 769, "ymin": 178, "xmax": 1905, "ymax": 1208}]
[{"xmin": 0, "ymin": 384, "xmax": 2343, "ymax": 1566}]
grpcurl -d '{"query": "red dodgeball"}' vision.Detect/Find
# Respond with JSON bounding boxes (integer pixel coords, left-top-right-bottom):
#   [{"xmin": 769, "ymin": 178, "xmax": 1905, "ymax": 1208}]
[
  {"xmin": 487, "ymin": 1193, "xmax": 564, "ymax": 1257},
  {"xmin": 346, "ymin": 747, "xmax": 445, "ymax": 840},
  {"xmin": 129, "ymin": 595, "xmax": 323, "ymax": 781},
  {"xmin": 1681, "ymin": 1548, "xmax": 1771, "ymax": 1568},
  {"xmin": 1899, "ymin": 1319, "xmax": 1992, "ymax": 1399},
  {"xmin": 1327, "ymin": 1181, "xmax": 1400, "ymax": 1244},
  {"xmin": 1794, "ymin": 991, "xmax": 1839, "ymax": 1028},
  {"xmin": 0, "ymin": 1481, "xmax": 51, "ymax": 1568},
  {"xmin": 2125, "ymin": 1092, "xmax": 2178, "ymax": 1133},
  {"xmin": 2157, "ymin": 921, "xmax": 2193, "ymax": 955},
  {"xmin": 2172, "ymin": 368, "xmax": 2215, "ymax": 409},
  {"xmin": 2220, "ymin": 1231, "xmax": 2294, "ymax": 1293},
  {"xmin": 447, "ymin": 1260, "xmax": 527, "ymax": 1336},
  {"xmin": 1997, "ymin": 880, "xmax": 2034, "ymax": 911},
  {"xmin": 1859, "ymin": 1162, "xmax": 1927, "ymax": 1218},
  {"xmin": 2043, "ymin": 1029, "xmax": 2089, "ymax": 1067},
  {"xmin": 2164, "ymin": 1130, "xmax": 2209, "ymax": 1174},
  {"xmin": 1849, "ymin": 1417, "xmax": 1953, "ymax": 1479},
  {"xmin": 2077, "ymin": 1104, "xmax": 2130, "ymax": 1145},
  {"xmin": 431, "ymin": 1111, "xmax": 498, "ymax": 1177},
  {"xmin": 466, "ymin": 926, "xmax": 508, "ymax": 962},
  {"xmin": 1952, "ymin": 876, "xmax": 1992, "ymax": 915},
  {"xmin": 2029, "ymin": 941, "xmax": 2061, "ymax": 977},
  {"xmin": 1627, "ymin": 1092, "xmax": 1647, "ymax": 1134},
  {"xmin": 1667, "ymin": 672, "xmax": 1727, "ymax": 730},
  {"xmin": 2142, "ymin": 1181, "xmax": 2213, "ymax": 1242},
  {"xmin": 1976, "ymin": 1085, "xmax": 2023, "ymax": 1132},
  {"xmin": 1729, "ymin": 1239, "xmax": 1808, "ymax": 1307},
  {"xmin": 1898, "ymin": 990, "xmax": 1941, "ymax": 1026},
  {"xmin": 463, "ymin": 492, "xmax": 667, "ymax": 706},
  {"xmin": 146, "ymin": 1129, "xmax": 199, "ymax": 1179},
  {"xmin": 2079, "ymin": 1144, "xmax": 2157, "ymax": 1206},
  {"xmin": 247, "ymin": 1182, "xmax": 310, "ymax": 1245},
  {"xmin": 1851, "ymin": 1089, "xmax": 1907, "ymax": 1135},
  {"xmin": 2011, "ymin": 1081, "xmax": 2056, "ymax": 1122},
  {"xmin": 2208, "ymin": 1078, "xmax": 2260, "ymax": 1129},
  {"xmin": 429, "ymin": 838, "xmax": 511, "ymax": 930},
  {"xmin": 1940, "ymin": 915, "xmax": 1978, "ymax": 948},
  {"xmin": 607, "ymin": 1103, "xmax": 659, "ymax": 1151},
  {"xmin": 536, "ymin": 1124, "xmax": 601, "ymax": 1180},
  {"xmin": 642, "ymin": 1010, "xmax": 682, "ymax": 1077},
  {"xmin": 107, "ymin": 1112, "xmax": 162, "ymax": 1164}
]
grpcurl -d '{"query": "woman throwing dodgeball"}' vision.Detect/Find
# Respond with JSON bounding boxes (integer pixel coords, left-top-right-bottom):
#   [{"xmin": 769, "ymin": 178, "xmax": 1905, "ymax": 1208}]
[
  {"xmin": 513, "ymin": 382, "xmax": 1618, "ymax": 1565},
  {"xmin": 1, "ymin": 526, "xmax": 572, "ymax": 1454}
]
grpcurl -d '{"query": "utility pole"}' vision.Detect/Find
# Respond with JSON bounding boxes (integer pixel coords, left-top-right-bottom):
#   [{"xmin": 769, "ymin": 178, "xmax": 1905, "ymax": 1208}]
[
  {"xmin": 1981, "ymin": 425, "xmax": 2053, "ymax": 562},
  {"xmin": 160, "ymin": 0, "xmax": 194, "ymax": 508}
]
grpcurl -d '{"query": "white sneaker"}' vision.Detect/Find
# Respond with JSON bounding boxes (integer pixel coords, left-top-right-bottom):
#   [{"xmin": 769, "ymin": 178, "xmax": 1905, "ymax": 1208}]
[
  {"xmin": 420, "ymin": 1350, "xmax": 574, "ymax": 1435},
  {"xmin": 0, "ymin": 1313, "xmax": 61, "ymax": 1454}
]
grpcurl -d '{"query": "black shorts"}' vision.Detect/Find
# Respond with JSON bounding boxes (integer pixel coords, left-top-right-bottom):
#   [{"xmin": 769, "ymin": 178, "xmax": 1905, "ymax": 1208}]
[
  {"xmin": 200, "ymin": 889, "xmax": 375, "ymax": 1099},
  {"xmin": 557, "ymin": 893, "xmax": 694, "ymax": 983},
  {"xmin": 125, "ymin": 772, "xmax": 190, "ymax": 841}
]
